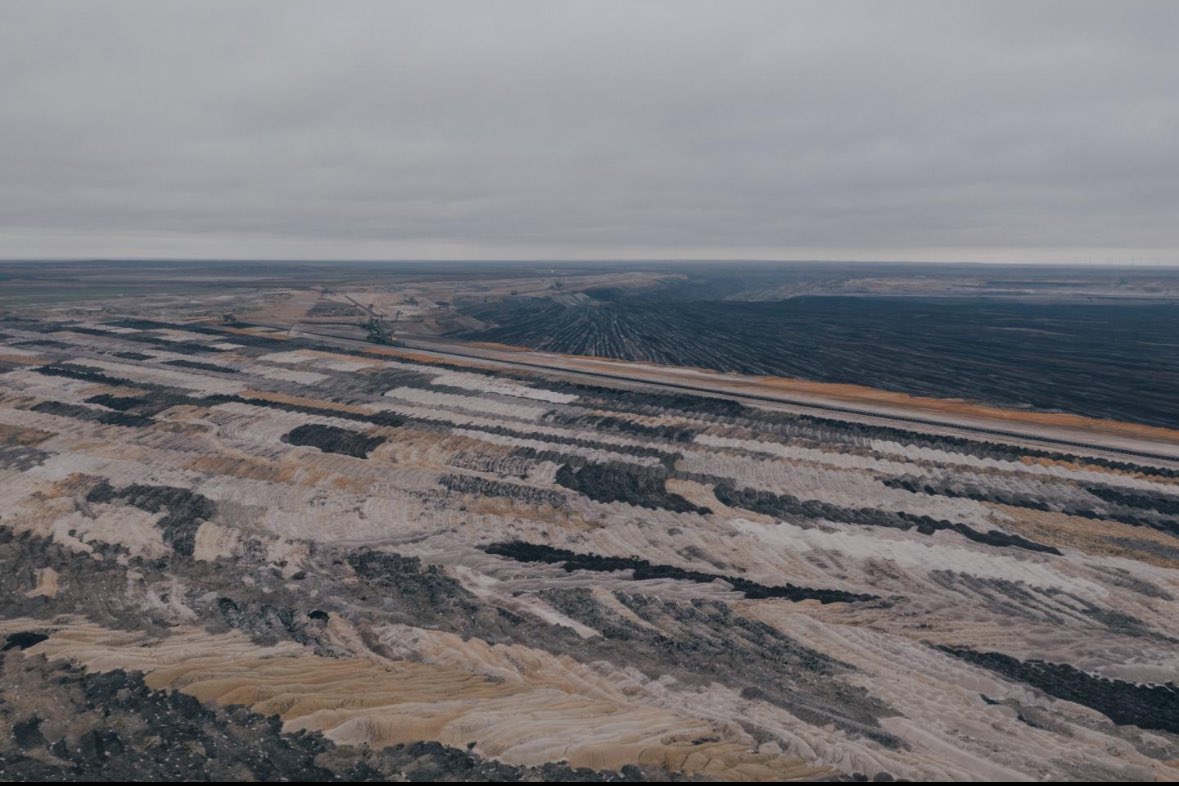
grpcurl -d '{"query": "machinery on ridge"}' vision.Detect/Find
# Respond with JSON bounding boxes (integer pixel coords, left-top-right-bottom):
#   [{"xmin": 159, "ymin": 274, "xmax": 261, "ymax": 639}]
[{"xmin": 342, "ymin": 294, "xmax": 397, "ymax": 345}]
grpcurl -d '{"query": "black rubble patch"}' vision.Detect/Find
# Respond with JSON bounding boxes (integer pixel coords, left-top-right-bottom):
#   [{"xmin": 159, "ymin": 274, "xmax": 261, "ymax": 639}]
[
  {"xmin": 86, "ymin": 393, "xmax": 148, "ymax": 411},
  {"xmin": 555, "ymin": 462, "xmax": 710, "ymax": 514},
  {"xmin": 47, "ymin": 374, "xmax": 411, "ymax": 430},
  {"xmin": 111, "ymin": 333, "xmax": 222, "ymax": 354},
  {"xmin": 35, "ymin": 378, "xmax": 408, "ymax": 429},
  {"xmin": 510, "ymin": 445, "xmax": 603, "ymax": 469},
  {"xmin": 352, "ymin": 366, "xmax": 438, "ymax": 393},
  {"xmin": 471, "ymin": 423, "xmax": 680, "ymax": 467},
  {"xmin": 207, "ymin": 393, "xmax": 408, "ymax": 429},
  {"xmin": 282, "ymin": 424, "xmax": 386, "ymax": 458},
  {"xmin": 112, "ymin": 350, "xmax": 152, "ymax": 361},
  {"xmin": 883, "ymin": 475, "xmax": 1060, "ymax": 511},
  {"xmin": 442, "ymin": 475, "xmax": 568, "ymax": 508},
  {"xmin": 85, "ymin": 481, "xmax": 216, "ymax": 557},
  {"xmin": 3, "ymin": 631, "xmax": 48, "ymax": 651},
  {"xmin": 926, "ymin": 572, "xmax": 1159, "ymax": 635},
  {"xmin": 1088, "ymin": 485, "xmax": 1179, "ymax": 515},
  {"xmin": 885, "ymin": 476, "xmax": 1179, "ymax": 539},
  {"xmin": 547, "ymin": 412, "xmax": 698, "ymax": 443},
  {"xmin": 339, "ymin": 548, "xmax": 516, "ymax": 636},
  {"xmin": 86, "ymin": 390, "xmax": 194, "ymax": 417},
  {"xmin": 485, "ymin": 541, "xmax": 879, "ymax": 604},
  {"xmin": 446, "ymin": 450, "xmax": 535, "ymax": 477},
  {"xmin": 58, "ymin": 325, "xmax": 120, "ymax": 337},
  {"xmin": 1111, "ymin": 537, "xmax": 1179, "ymax": 562},
  {"xmin": 102, "ymin": 319, "xmax": 162, "ymax": 330},
  {"xmin": 564, "ymin": 386, "xmax": 748, "ymax": 419},
  {"xmin": 35, "ymin": 363, "xmax": 144, "ymax": 387},
  {"xmin": 30, "ymin": 400, "xmax": 102, "ymax": 419},
  {"xmin": 0, "ymin": 527, "xmax": 152, "ymax": 630},
  {"xmin": 714, "ymin": 483, "xmax": 1060, "ymax": 554},
  {"xmin": 0, "ymin": 655, "xmax": 649, "ymax": 781},
  {"xmin": 540, "ymin": 588, "xmax": 901, "ymax": 747},
  {"xmin": 13, "ymin": 339, "xmax": 73, "ymax": 350},
  {"xmin": 937, "ymin": 646, "xmax": 1179, "ymax": 734},
  {"xmin": 164, "ymin": 358, "xmax": 239, "ymax": 373},
  {"xmin": 0, "ymin": 316, "xmax": 71, "ymax": 331},
  {"xmin": 11, "ymin": 715, "xmax": 45, "ymax": 749},
  {"xmin": 1087, "ymin": 565, "xmax": 1174, "ymax": 600},
  {"xmin": 346, "ymin": 550, "xmax": 425, "ymax": 579},
  {"xmin": 0, "ymin": 445, "xmax": 50, "ymax": 472},
  {"xmin": 28, "ymin": 400, "xmax": 154, "ymax": 428},
  {"xmin": 208, "ymin": 596, "xmax": 320, "ymax": 647}
]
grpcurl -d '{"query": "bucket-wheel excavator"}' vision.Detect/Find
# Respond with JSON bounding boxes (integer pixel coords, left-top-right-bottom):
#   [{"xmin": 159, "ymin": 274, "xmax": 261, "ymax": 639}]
[{"xmin": 342, "ymin": 295, "xmax": 397, "ymax": 344}]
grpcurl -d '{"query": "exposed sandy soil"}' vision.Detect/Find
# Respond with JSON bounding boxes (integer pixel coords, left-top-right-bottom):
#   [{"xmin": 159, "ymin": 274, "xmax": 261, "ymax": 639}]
[{"xmin": 2, "ymin": 310, "xmax": 1178, "ymax": 781}]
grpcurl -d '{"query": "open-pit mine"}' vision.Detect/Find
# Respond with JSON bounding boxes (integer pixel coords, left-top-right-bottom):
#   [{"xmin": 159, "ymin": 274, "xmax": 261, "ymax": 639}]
[{"xmin": 1, "ymin": 262, "xmax": 1178, "ymax": 781}]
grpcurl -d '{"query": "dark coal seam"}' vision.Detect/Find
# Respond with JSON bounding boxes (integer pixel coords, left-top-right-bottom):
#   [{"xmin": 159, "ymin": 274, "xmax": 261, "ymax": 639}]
[
  {"xmin": 712, "ymin": 482, "xmax": 1061, "ymax": 555},
  {"xmin": 484, "ymin": 541, "xmax": 880, "ymax": 604},
  {"xmin": 884, "ymin": 476, "xmax": 1179, "ymax": 539},
  {"xmin": 281, "ymin": 423, "xmax": 386, "ymax": 459},
  {"xmin": 937, "ymin": 645, "xmax": 1179, "ymax": 734}
]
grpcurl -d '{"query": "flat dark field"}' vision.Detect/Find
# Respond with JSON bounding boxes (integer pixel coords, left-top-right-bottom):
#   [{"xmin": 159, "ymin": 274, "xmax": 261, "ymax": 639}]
[{"xmin": 458, "ymin": 296, "xmax": 1179, "ymax": 428}]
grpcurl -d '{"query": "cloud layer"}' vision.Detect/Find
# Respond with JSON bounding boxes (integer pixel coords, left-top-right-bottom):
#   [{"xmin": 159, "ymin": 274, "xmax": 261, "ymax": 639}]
[{"xmin": 1, "ymin": 0, "xmax": 1176, "ymax": 262}]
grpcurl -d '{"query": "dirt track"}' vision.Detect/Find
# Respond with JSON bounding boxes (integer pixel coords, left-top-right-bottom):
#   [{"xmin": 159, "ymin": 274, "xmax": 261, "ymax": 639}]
[{"xmin": 263, "ymin": 325, "xmax": 1179, "ymax": 467}]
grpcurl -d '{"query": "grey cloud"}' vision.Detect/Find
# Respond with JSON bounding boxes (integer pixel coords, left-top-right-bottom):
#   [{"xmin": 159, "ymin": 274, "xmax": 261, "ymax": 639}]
[{"xmin": 0, "ymin": 0, "xmax": 1176, "ymax": 262}]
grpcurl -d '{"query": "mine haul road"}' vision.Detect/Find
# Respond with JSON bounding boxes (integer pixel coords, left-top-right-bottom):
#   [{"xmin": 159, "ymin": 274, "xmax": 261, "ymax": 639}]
[{"xmin": 242, "ymin": 322, "xmax": 1179, "ymax": 468}]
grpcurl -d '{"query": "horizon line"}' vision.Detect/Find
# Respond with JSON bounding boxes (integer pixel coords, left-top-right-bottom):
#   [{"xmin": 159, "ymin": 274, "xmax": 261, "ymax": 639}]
[{"xmin": 3, "ymin": 257, "xmax": 1179, "ymax": 269}]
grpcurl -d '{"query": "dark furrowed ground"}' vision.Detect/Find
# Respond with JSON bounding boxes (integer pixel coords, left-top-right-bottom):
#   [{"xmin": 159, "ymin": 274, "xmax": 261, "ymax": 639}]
[{"xmin": 458, "ymin": 296, "xmax": 1179, "ymax": 428}]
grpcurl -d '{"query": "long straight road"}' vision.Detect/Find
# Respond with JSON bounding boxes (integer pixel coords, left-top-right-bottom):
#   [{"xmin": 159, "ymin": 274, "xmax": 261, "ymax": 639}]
[{"xmin": 242, "ymin": 322, "xmax": 1179, "ymax": 468}]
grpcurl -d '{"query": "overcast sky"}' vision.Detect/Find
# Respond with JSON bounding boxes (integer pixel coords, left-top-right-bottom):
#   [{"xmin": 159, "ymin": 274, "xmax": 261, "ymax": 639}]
[{"xmin": 1, "ymin": 1, "xmax": 1176, "ymax": 263}]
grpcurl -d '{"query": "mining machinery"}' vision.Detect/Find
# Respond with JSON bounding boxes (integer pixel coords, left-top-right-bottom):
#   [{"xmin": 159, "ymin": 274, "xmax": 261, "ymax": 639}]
[{"xmin": 342, "ymin": 295, "xmax": 396, "ymax": 345}]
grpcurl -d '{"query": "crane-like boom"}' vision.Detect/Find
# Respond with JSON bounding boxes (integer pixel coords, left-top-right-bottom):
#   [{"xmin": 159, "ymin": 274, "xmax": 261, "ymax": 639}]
[{"xmin": 341, "ymin": 294, "xmax": 395, "ymax": 344}]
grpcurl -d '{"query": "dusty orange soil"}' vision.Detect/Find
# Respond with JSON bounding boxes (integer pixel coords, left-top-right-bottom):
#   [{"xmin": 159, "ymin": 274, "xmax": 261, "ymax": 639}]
[
  {"xmin": 758, "ymin": 377, "xmax": 1179, "ymax": 443},
  {"xmin": 0, "ymin": 353, "xmax": 40, "ymax": 365},
  {"xmin": 379, "ymin": 347, "xmax": 490, "ymax": 368},
  {"xmin": 0, "ymin": 424, "xmax": 55, "ymax": 446},
  {"xmin": 990, "ymin": 503, "xmax": 1179, "ymax": 569},
  {"xmin": 464, "ymin": 341, "xmax": 540, "ymax": 352}
]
